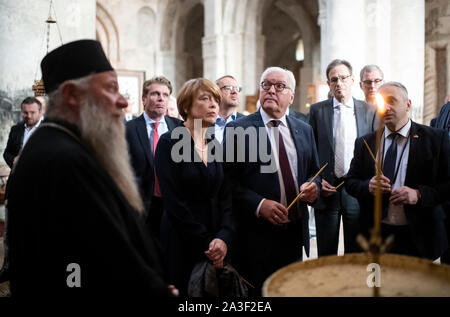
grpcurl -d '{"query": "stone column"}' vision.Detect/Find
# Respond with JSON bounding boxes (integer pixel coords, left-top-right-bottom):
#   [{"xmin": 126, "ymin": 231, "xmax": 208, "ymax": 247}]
[
  {"xmin": 202, "ymin": 0, "xmax": 225, "ymax": 81},
  {"xmin": 319, "ymin": 0, "xmax": 425, "ymax": 120},
  {"xmin": 390, "ymin": 0, "xmax": 425, "ymax": 122},
  {"xmin": 155, "ymin": 51, "xmax": 176, "ymax": 88},
  {"xmin": 319, "ymin": 0, "xmax": 366, "ymax": 81},
  {"xmin": 0, "ymin": 0, "xmax": 96, "ymax": 165},
  {"xmin": 243, "ymin": 33, "xmax": 265, "ymax": 105}
]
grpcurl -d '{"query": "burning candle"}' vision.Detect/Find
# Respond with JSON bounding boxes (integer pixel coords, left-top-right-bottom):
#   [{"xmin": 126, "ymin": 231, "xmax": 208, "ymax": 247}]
[{"xmin": 373, "ymin": 93, "xmax": 386, "ymax": 234}]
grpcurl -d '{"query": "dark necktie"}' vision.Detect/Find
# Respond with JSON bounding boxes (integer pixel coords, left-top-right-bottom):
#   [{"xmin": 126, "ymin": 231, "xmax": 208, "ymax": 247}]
[
  {"xmin": 271, "ymin": 120, "xmax": 298, "ymax": 221},
  {"xmin": 152, "ymin": 122, "xmax": 161, "ymax": 197},
  {"xmin": 382, "ymin": 132, "xmax": 399, "ymax": 184}
]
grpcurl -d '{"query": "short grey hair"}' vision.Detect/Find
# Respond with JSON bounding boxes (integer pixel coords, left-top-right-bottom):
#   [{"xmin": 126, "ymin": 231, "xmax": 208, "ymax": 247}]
[
  {"xmin": 379, "ymin": 81, "xmax": 408, "ymax": 99},
  {"xmin": 360, "ymin": 65, "xmax": 384, "ymax": 81},
  {"xmin": 260, "ymin": 67, "xmax": 296, "ymax": 91}
]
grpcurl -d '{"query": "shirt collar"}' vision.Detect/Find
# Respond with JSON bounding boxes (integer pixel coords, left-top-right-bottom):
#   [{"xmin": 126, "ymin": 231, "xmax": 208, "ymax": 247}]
[
  {"xmin": 385, "ymin": 119, "xmax": 411, "ymax": 139},
  {"xmin": 143, "ymin": 112, "xmax": 165, "ymax": 126},
  {"xmin": 333, "ymin": 97, "xmax": 354, "ymax": 109},
  {"xmin": 260, "ymin": 107, "xmax": 288, "ymax": 128},
  {"xmin": 217, "ymin": 111, "xmax": 237, "ymax": 122},
  {"xmin": 25, "ymin": 116, "xmax": 44, "ymax": 130}
]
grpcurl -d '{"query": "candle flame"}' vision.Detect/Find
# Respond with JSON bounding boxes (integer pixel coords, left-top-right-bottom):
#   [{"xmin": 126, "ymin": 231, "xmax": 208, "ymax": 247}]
[{"xmin": 375, "ymin": 93, "xmax": 386, "ymax": 115}]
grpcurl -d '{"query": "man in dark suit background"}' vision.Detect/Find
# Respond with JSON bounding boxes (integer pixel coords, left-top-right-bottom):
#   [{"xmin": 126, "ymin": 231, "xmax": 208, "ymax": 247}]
[
  {"xmin": 431, "ymin": 99, "xmax": 450, "ymax": 263},
  {"xmin": 346, "ymin": 82, "xmax": 449, "ymax": 259},
  {"xmin": 126, "ymin": 76, "xmax": 181, "ymax": 239},
  {"xmin": 3, "ymin": 97, "xmax": 43, "ymax": 169},
  {"xmin": 309, "ymin": 59, "xmax": 377, "ymax": 256},
  {"xmin": 214, "ymin": 75, "xmax": 245, "ymax": 143},
  {"xmin": 224, "ymin": 67, "xmax": 320, "ymax": 295}
]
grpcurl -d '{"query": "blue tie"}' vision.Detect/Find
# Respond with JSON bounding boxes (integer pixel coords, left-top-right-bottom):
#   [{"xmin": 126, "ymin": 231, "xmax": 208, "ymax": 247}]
[{"xmin": 383, "ymin": 133, "xmax": 399, "ymax": 184}]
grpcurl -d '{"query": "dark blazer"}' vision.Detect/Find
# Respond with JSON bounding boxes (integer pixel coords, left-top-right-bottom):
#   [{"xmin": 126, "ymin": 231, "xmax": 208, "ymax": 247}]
[
  {"xmin": 236, "ymin": 112, "xmax": 245, "ymax": 119},
  {"xmin": 125, "ymin": 114, "xmax": 181, "ymax": 212},
  {"xmin": 223, "ymin": 110, "xmax": 321, "ymax": 290},
  {"xmin": 308, "ymin": 97, "xmax": 376, "ymax": 209},
  {"xmin": 434, "ymin": 102, "xmax": 450, "ymax": 137},
  {"xmin": 3, "ymin": 121, "xmax": 25, "ymax": 168},
  {"xmin": 155, "ymin": 124, "xmax": 234, "ymax": 295},
  {"xmin": 346, "ymin": 121, "xmax": 450, "ymax": 259}
]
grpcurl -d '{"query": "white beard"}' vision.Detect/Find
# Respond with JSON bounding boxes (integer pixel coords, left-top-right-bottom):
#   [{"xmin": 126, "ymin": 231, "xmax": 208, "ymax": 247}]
[{"xmin": 79, "ymin": 97, "xmax": 144, "ymax": 214}]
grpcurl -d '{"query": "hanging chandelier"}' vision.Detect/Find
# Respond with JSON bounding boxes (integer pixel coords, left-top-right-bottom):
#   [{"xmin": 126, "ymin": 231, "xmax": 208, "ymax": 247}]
[{"xmin": 32, "ymin": 0, "xmax": 63, "ymax": 96}]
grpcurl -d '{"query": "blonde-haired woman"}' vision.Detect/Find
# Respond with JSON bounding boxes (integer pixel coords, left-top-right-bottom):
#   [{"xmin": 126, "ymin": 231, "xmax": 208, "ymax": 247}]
[{"xmin": 155, "ymin": 78, "xmax": 233, "ymax": 295}]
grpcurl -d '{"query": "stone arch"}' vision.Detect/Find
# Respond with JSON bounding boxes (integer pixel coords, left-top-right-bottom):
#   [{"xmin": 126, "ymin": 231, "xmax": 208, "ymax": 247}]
[
  {"xmin": 137, "ymin": 7, "xmax": 156, "ymax": 49},
  {"xmin": 260, "ymin": 0, "xmax": 320, "ymax": 113},
  {"xmin": 160, "ymin": 0, "xmax": 177, "ymax": 51},
  {"xmin": 96, "ymin": 2, "xmax": 120, "ymax": 64},
  {"xmin": 173, "ymin": 0, "xmax": 204, "ymax": 91}
]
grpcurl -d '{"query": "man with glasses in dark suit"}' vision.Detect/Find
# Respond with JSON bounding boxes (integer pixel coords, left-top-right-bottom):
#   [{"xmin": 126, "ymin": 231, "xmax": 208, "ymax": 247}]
[
  {"xmin": 224, "ymin": 67, "xmax": 320, "ymax": 295},
  {"xmin": 309, "ymin": 59, "xmax": 377, "ymax": 257}
]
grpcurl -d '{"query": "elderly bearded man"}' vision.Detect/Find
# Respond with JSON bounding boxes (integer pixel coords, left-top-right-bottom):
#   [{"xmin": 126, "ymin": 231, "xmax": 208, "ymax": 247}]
[{"xmin": 5, "ymin": 40, "xmax": 178, "ymax": 298}]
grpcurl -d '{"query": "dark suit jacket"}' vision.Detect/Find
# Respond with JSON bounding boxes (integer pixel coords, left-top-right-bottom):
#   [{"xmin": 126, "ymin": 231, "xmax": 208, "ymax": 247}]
[
  {"xmin": 126, "ymin": 114, "xmax": 182, "ymax": 213},
  {"xmin": 346, "ymin": 121, "xmax": 450, "ymax": 259},
  {"xmin": 236, "ymin": 112, "xmax": 245, "ymax": 119},
  {"xmin": 155, "ymin": 125, "xmax": 234, "ymax": 294},
  {"xmin": 223, "ymin": 110, "xmax": 321, "ymax": 289},
  {"xmin": 433, "ymin": 102, "xmax": 450, "ymax": 137},
  {"xmin": 3, "ymin": 121, "xmax": 25, "ymax": 168},
  {"xmin": 308, "ymin": 98, "xmax": 376, "ymax": 209}
]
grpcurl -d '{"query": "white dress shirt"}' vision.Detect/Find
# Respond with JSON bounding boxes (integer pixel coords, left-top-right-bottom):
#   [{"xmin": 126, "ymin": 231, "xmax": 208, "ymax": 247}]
[
  {"xmin": 256, "ymin": 107, "xmax": 299, "ymax": 216},
  {"xmin": 143, "ymin": 112, "xmax": 168, "ymax": 141},
  {"xmin": 382, "ymin": 120, "xmax": 411, "ymax": 226},
  {"xmin": 22, "ymin": 116, "xmax": 43, "ymax": 148},
  {"xmin": 333, "ymin": 97, "xmax": 357, "ymax": 177}
]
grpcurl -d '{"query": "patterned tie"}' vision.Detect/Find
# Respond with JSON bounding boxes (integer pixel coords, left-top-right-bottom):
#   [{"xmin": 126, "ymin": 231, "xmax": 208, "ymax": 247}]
[
  {"xmin": 334, "ymin": 104, "xmax": 346, "ymax": 178},
  {"xmin": 271, "ymin": 120, "xmax": 298, "ymax": 221},
  {"xmin": 382, "ymin": 133, "xmax": 399, "ymax": 184},
  {"xmin": 152, "ymin": 122, "xmax": 161, "ymax": 197}
]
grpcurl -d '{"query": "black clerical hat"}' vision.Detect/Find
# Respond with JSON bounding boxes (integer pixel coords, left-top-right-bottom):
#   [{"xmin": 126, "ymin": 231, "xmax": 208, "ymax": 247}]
[{"xmin": 41, "ymin": 39, "xmax": 114, "ymax": 94}]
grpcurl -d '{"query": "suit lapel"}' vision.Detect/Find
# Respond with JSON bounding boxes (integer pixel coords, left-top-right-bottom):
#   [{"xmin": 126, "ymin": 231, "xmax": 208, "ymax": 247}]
[
  {"xmin": 354, "ymin": 99, "xmax": 366, "ymax": 137},
  {"xmin": 405, "ymin": 121, "xmax": 420, "ymax": 185},
  {"xmin": 136, "ymin": 115, "xmax": 153, "ymax": 166},
  {"xmin": 164, "ymin": 115, "xmax": 177, "ymax": 132},
  {"xmin": 253, "ymin": 110, "xmax": 280, "ymax": 197},
  {"xmin": 324, "ymin": 99, "xmax": 334, "ymax": 152}
]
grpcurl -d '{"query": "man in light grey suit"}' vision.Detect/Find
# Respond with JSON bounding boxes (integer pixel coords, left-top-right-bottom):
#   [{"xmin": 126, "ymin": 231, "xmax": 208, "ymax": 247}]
[{"xmin": 309, "ymin": 59, "xmax": 376, "ymax": 256}]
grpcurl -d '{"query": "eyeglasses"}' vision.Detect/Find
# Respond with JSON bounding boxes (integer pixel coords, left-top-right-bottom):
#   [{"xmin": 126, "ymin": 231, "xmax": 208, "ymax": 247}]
[
  {"xmin": 220, "ymin": 85, "xmax": 242, "ymax": 92},
  {"xmin": 329, "ymin": 75, "xmax": 351, "ymax": 84},
  {"xmin": 362, "ymin": 79, "xmax": 383, "ymax": 86},
  {"xmin": 260, "ymin": 81, "xmax": 290, "ymax": 92}
]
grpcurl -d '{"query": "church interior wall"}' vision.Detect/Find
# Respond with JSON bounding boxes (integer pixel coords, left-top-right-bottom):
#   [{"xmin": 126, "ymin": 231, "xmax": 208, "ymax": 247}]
[{"xmin": 0, "ymin": 0, "xmax": 444, "ymax": 166}]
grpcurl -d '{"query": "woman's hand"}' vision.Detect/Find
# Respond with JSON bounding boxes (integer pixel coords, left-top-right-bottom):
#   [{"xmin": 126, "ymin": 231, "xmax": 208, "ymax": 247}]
[{"xmin": 205, "ymin": 238, "xmax": 227, "ymax": 269}]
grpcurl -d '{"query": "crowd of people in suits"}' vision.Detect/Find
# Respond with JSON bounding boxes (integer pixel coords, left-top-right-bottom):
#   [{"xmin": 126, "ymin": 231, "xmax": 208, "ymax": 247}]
[{"xmin": 1, "ymin": 39, "xmax": 449, "ymax": 298}]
